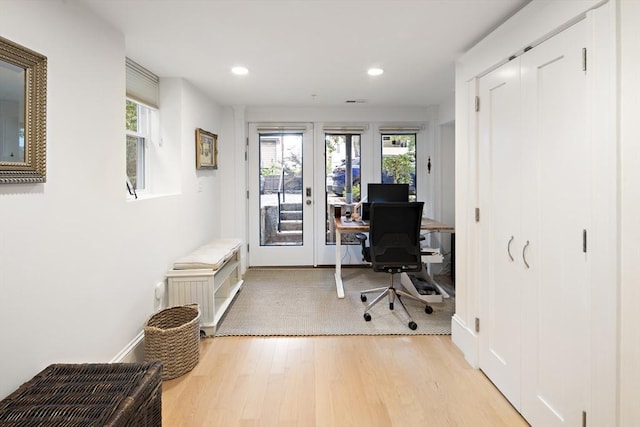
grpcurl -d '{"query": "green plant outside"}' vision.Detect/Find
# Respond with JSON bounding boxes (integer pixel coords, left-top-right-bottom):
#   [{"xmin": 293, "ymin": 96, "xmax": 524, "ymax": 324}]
[{"xmin": 382, "ymin": 152, "xmax": 414, "ymax": 185}]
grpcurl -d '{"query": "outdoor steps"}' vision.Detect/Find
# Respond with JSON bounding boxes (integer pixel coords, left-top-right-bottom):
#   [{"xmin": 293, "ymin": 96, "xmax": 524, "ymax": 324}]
[
  {"xmin": 275, "ymin": 203, "xmax": 302, "ymax": 241},
  {"xmin": 279, "ymin": 219, "xmax": 302, "ymax": 231},
  {"xmin": 270, "ymin": 230, "xmax": 303, "ymax": 243},
  {"xmin": 279, "ymin": 202, "xmax": 302, "ymax": 234},
  {"xmin": 280, "ymin": 202, "xmax": 302, "ymax": 212},
  {"xmin": 280, "ymin": 210, "xmax": 302, "ymax": 221}
]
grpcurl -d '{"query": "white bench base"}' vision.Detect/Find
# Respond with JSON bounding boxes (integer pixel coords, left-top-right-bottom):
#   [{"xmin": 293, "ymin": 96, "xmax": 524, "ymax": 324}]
[{"xmin": 166, "ymin": 240, "xmax": 243, "ymax": 336}]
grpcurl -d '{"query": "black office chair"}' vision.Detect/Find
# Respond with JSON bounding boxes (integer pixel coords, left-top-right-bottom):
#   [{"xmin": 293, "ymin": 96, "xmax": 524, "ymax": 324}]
[{"xmin": 355, "ymin": 202, "xmax": 433, "ymax": 330}]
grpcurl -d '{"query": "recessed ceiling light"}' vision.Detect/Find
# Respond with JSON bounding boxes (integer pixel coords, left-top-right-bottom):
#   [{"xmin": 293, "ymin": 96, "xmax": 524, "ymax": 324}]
[
  {"xmin": 367, "ymin": 68, "xmax": 384, "ymax": 76},
  {"xmin": 231, "ymin": 66, "xmax": 249, "ymax": 75}
]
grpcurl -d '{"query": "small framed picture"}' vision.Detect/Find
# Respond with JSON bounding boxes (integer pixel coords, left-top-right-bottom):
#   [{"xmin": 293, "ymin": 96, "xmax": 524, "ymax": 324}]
[{"xmin": 195, "ymin": 128, "xmax": 218, "ymax": 169}]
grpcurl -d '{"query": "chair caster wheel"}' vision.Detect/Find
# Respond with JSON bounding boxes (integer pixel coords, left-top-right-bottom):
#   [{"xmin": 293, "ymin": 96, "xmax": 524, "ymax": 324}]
[
  {"xmin": 364, "ymin": 313, "xmax": 372, "ymax": 322},
  {"xmin": 425, "ymin": 306, "xmax": 433, "ymax": 314},
  {"xmin": 360, "ymin": 294, "xmax": 367, "ymax": 302},
  {"xmin": 408, "ymin": 321, "xmax": 418, "ymax": 330}
]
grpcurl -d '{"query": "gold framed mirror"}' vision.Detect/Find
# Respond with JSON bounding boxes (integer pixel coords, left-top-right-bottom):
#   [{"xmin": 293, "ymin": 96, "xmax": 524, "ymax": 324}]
[{"xmin": 0, "ymin": 36, "xmax": 47, "ymax": 184}]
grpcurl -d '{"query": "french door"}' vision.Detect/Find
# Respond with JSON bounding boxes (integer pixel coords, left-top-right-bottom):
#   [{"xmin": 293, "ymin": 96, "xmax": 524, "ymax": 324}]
[
  {"xmin": 247, "ymin": 124, "xmax": 421, "ymax": 267},
  {"xmin": 248, "ymin": 123, "xmax": 315, "ymax": 266}
]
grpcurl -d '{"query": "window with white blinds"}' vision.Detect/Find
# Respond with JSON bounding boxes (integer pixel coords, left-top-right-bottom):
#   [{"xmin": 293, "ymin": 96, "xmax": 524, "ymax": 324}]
[
  {"xmin": 125, "ymin": 58, "xmax": 159, "ymax": 109},
  {"xmin": 125, "ymin": 58, "xmax": 160, "ymax": 197}
]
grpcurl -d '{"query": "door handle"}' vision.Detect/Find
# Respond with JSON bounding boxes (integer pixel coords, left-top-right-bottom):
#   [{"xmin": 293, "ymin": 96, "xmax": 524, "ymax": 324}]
[
  {"xmin": 507, "ymin": 236, "xmax": 514, "ymax": 261},
  {"xmin": 522, "ymin": 240, "xmax": 530, "ymax": 269},
  {"xmin": 306, "ymin": 199, "xmax": 312, "ymax": 206},
  {"xmin": 306, "ymin": 187, "xmax": 311, "ymax": 197}
]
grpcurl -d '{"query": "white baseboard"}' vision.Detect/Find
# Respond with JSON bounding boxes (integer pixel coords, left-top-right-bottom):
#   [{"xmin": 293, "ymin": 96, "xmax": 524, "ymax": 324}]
[
  {"xmin": 451, "ymin": 314, "xmax": 479, "ymax": 368},
  {"xmin": 110, "ymin": 331, "xmax": 145, "ymax": 363}
]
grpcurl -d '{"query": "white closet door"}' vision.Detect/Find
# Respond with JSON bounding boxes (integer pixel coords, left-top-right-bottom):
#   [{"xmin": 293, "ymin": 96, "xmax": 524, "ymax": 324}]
[
  {"xmin": 520, "ymin": 19, "xmax": 590, "ymax": 426},
  {"xmin": 477, "ymin": 58, "xmax": 523, "ymax": 408}
]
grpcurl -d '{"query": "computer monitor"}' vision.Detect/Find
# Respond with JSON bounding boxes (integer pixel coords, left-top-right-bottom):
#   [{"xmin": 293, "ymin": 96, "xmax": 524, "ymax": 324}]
[
  {"xmin": 360, "ymin": 183, "xmax": 410, "ymax": 222},
  {"xmin": 367, "ymin": 183, "xmax": 409, "ymax": 203}
]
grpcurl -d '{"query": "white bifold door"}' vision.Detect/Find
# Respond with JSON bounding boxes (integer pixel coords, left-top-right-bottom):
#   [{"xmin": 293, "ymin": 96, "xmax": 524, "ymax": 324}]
[{"xmin": 478, "ymin": 19, "xmax": 590, "ymax": 426}]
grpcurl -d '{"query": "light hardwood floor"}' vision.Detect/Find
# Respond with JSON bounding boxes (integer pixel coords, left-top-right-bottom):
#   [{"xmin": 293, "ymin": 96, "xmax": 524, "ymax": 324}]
[{"xmin": 162, "ymin": 335, "xmax": 528, "ymax": 426}]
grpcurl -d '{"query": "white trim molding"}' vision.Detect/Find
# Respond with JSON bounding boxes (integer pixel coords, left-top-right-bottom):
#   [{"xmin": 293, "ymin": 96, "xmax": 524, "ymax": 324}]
[{"xmin": 110, "ymin": 331, "xmax": 145, "ymax": 364}]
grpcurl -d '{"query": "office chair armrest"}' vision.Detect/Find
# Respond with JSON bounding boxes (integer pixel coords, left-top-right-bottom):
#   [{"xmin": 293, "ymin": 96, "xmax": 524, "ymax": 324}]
[
  {"xmin": 355, "ymin": 232, "xmax": 367, "ymax": 243},
  {"xmin": 355, "ymin": 232, "xmax": 370, "ymax": 262}
]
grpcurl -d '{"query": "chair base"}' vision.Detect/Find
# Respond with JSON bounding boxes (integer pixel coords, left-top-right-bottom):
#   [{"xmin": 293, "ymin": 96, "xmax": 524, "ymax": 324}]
[{"xmin": 360, "ymin": 273, "xmax": 433, "ymax": 330}]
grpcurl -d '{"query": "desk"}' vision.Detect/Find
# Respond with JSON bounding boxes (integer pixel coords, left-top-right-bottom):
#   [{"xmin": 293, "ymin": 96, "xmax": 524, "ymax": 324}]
[{"xmin": 334, "ymin": 216, "xmax": 454, "ymax": 298}]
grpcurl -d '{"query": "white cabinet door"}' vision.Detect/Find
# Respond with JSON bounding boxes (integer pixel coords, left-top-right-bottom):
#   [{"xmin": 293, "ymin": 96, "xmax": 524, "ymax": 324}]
[
  {"xmin": 478, "ymin": 58, "xmax": 523, "ymax": 409},
  {"xmin": 478, "ymin": 18, "xmax": 590, "ymax": 426},
  {"xmin": 520, "ymin": 19, "xmax": 590, "ymax": 427}
]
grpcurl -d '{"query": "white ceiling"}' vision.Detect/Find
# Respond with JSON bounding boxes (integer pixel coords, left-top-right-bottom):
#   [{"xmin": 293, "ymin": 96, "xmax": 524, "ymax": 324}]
[{"xmin": 79, "ymin": 0, "xmax": 530, "ymax": 108}]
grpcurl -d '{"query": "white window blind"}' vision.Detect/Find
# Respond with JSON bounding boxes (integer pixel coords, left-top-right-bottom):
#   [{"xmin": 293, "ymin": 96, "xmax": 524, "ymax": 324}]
[
  {"xmin": 126, "ymin": 58, "xmax": 159, "ymax": 108},
  {"xmin": 378, "ymin": 126, "xmax": 423, "ymax": 133},
  {"xmin": 256, "ymin": 124, "xmax": 309, "ymax": 133},
  {"xmin": 323, "ymin": 124, "xmax": 368, "ymax": 134}
]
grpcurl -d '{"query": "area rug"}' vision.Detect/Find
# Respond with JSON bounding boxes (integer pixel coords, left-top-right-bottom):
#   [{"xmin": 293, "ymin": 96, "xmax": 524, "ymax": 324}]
[{"xmin": 215, "ymin": 267, "xmax": 454, "ymax": 336}]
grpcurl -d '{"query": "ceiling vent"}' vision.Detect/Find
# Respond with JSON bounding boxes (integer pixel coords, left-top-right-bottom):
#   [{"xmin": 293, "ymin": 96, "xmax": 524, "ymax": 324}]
[{"xmin": 345, "ymin": 99, "xmax": 367, "ymax": 104}]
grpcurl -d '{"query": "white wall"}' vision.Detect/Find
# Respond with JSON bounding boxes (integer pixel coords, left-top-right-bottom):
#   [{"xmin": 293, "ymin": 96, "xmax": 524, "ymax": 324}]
[
  {"xmin": 438, "ymin": 94, "xmax": 455, "ymax": 125},
  {"xmin": 432, "ymin": 121, "xmax": 455, "ymax": 276},
  {"xmin": 0, "ymin": 1, "xmax": 225, "ymax": 399}
]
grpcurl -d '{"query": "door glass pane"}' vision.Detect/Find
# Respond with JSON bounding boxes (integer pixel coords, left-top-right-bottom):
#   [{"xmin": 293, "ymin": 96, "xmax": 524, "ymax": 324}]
[
  {"xmin": 381, "ymin": 133, "xmax": 417, "ymax": 201},
  {"xmin": 325, "ymin": 133, "xmax": 361, "ymax": 244},
  {"xmin": 259, "ymin": 133, "xmax": 303, "ymax": 246}
]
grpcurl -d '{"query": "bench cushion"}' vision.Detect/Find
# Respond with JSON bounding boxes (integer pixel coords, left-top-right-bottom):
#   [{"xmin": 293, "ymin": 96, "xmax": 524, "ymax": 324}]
[{"xmin": 173, "ymin": 238, "xmax": 241, "ymax": 270}]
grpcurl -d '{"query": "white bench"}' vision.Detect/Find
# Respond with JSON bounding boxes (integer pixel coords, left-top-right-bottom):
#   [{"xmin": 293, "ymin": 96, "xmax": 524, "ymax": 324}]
[{"xmin": 166, "ymin": 238, "xmax": 243, "ymax": 336}]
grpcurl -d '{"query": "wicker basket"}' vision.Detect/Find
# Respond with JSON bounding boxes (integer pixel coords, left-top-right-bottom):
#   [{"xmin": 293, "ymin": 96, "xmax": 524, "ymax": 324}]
[
  {"xmin": 144, "ymin": 304, "xmax": 200, "ymax": 380},
  {"xmin": 0, "ymin": 362, "xmax": 162, "ymax": 426}
]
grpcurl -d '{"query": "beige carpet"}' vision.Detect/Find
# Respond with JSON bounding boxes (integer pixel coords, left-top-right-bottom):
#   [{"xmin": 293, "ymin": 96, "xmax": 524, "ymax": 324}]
[{"xmin": 215, "ymin": 267, "xmax": 454, "ymax": 336}]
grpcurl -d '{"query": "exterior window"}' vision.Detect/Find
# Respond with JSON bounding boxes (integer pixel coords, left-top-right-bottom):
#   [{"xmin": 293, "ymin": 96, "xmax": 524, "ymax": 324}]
[
  {"xmin": 125, "ymin": 100, "xmax": 154, "ymax": 191},
  {"xmin": 125, "ymin": 58, "xmax": 159, "ymax": 197},
  {"xmin": 381, "ymin": 133, "xmax": 417, "ymax": 201}
]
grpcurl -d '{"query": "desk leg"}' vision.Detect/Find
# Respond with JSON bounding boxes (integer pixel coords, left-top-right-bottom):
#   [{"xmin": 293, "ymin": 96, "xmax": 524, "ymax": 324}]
[{"xmin": 334, "ymin": 227, "xmax": 345, "ymax": 298}]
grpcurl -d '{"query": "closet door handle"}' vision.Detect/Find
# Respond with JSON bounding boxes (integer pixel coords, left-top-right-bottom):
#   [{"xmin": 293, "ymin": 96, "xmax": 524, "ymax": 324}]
[
  {"xmin": 522, "ymin": 240, "xmax": 530, "ymax": 269},
  {"xmin": 507, "ymin": 236, "xmax": 514, "ymax": 261}
]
